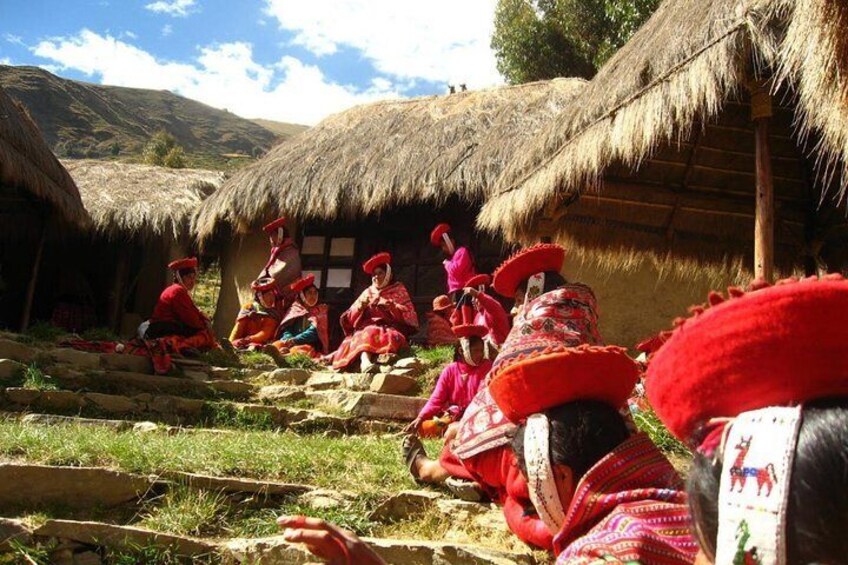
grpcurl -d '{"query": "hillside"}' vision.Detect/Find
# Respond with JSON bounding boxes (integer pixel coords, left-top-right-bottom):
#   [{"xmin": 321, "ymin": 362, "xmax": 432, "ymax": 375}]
[
  {"xmin": 0, "ymin": 65, "xmax": 304, "ymax": 168},
  {"xmin": 251, "ymin": 118, "xmax": 308, "ymax": 139}
]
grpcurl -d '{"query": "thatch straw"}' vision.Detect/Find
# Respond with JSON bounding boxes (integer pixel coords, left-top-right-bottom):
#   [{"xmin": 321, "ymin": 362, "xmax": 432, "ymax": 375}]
[
  {"xmin": 63, "ymin": 159, "xmax": 223, "ymax": 240},
  {"xmin": 0, "ymin": 86, "xmax": 88, "ymax": 228},
  {"xmin": 478, "ymin": 0, "xmax": 848, "ymax": 239},
  {"xmin": 193, "ymin": 78, "xmax": 586, "ymax": 241}
]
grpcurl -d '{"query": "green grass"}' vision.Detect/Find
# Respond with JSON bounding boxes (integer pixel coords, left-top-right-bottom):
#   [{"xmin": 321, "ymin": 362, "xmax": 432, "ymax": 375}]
[
  {"xmin": 23, "ymin": 321, "xmax": 69, "ymax": 344},
  {"xmin": 200, "ymin": 402, "xmax": 276, "ymax": 431},
  {"xmin": 410, "ymin": 344, "xmax": 455, "ymax": 367},
  {"xmin": 0, "ymin": 421, "xmax": 439, "ymax": 493},
  {"xmin": 238, "ymin": 351, "xmax": 276, "ymax": 369},
  {"xmin": 282, "ymin": 353, "xmax": 321, "ymax": 370},
  {"xmin": 633, "ymin": 406, "xmax": 690, "ymax": 457},
  {"xmin": 194, "ymin": 265, "xmax": 222, "ymax": 320},
  {"xmin": 139, "ymin": 487, "xmax": 227, "ymax": 537},
  {"xmin": 20, "ymin": 364, "xmax": 59, "ymax": 391}
]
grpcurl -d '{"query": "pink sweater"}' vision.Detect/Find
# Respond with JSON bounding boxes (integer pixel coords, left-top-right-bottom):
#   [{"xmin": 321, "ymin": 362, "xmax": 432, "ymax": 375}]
[
  {"xmin": 444, "ymin": 246, "xmax": 476, "ymax": 293},
  {"xmin": 474, "ymin": 293, "xmax": 511, "ymax": 345},
  {"xmin": 418, "ymin": 359, "xmax": 492, "ymax": 421}
]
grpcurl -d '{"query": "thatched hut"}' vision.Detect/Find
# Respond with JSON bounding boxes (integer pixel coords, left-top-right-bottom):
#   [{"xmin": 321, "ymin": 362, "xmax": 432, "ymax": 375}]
[
  {"xmin": 0, "ymin": 86, "xmax": 89, "ymax": 330},
  {"xmin": 480, "ymin": 0, "xmax": 848, "ymax": 275},
  {"xmin": 62, "ymin": 160, "xmax": 223, "ymax": 334},
  {"xmin": 193, "ymin": 79, "xmax": 585, "ymax": 340}
]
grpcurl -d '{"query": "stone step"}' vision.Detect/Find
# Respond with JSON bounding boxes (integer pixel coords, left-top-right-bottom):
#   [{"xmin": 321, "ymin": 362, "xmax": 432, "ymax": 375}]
[
  {"xmin": 163, "ymin": 471, "xmax": 313, "ymax": 497},
  {"xmin": 308, "ymin": 390, "xmax": 427, "ymax": 421}
]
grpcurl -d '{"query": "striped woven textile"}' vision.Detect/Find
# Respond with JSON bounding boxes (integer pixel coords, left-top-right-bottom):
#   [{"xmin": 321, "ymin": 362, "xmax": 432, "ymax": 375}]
[{"xmin": 555, "ymin": 433, "xmax": 698, "ymax": 564}]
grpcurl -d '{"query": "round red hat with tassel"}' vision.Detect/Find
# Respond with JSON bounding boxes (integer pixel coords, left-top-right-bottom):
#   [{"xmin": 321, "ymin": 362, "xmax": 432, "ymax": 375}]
[
  {"xmin": 646, "ymin": 275, "xmax": 848, "ymax": 442},
  {"xmin": 492, "ymin": 243, "xmax": 566, "ymax": 298},
  {"xmin": 465, "ymin": 274, "xmax": 491, "ymax": 288},
  {"xmin": 430, "ymin": 223, "xmax": 451, "ymax": 247},
  {"xmin": 362, "ymin": 252, "xmax": 391, "ymax": 275},
  {"xmin": 263, "ymin": 217, "xmax": 286, "ymax": 234},
  {"xmin": 251, "ymin": 277, "xmax": 277, "ymax": 292},
  {"xmin": 289, "ymin": 274, "xmax": 317, "ymax": 293},
  {"xmin": 452, "ymin": 300, "xmax": 487, "ymax": 338},
  {"xmin": 168, "ymin": 257, "xmax": 198, "ymax": 271}
]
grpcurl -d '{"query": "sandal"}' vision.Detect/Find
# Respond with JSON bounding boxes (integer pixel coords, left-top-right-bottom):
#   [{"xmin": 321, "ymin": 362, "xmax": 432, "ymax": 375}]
[
  {"xmin": 263, "ymin": 344, "xmax": 289, "ymax": 368},
  {"xmin": 402, "ymin": 434, "xmax": 427, "ymax": 480}
]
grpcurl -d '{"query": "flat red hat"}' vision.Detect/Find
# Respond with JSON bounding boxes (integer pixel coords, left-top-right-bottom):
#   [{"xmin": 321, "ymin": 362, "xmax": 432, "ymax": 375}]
[
  {"xmin": 452, "ymin": 300, "xmax": 487, "ymax": 338},
  {"xmin": 363, "ymin": 252, "xmax": 391, "ymax": 275},
  {"xmin": 492, "ymin": 244, "xmax": 566, "ymax": 297},
  {"xmin": 465, "ymin": 274, "xmax": 491, "ymax": 288},
  {"xmin": 263, "ymin": 217, "xmax": 286, "ymax": 234},
  {"xmin": 251, "ymin": 277, "xmax": 277, "ymax": 292},
  {"xmin": 646, "ymin": 275, "xmax": 848, "ymax": 442},
  {"xmin": 430, "ymin": 223, "xmax": 451, "ymax": 247},
  {"xmin": 290, "ymin": 273, "xmax": 316, "ymax": 293},
  {"xmin": 168, "ymin": 257, "xmax": 198, "ymax": 271},
  {"xmin": 487, "ymin": 283, "xmax": 635, "ymax": 422}
]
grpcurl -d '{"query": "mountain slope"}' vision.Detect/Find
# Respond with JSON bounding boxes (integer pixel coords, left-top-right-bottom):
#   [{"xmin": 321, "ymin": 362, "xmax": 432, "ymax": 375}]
[{"xmin": 0, "ymin": 65, "xmax": 304, "ymax": 165}]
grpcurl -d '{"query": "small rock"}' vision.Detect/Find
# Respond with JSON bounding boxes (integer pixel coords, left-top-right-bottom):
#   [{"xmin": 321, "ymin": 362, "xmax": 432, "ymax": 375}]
[
  {"xmin": 376, "ymin": 353, "xmax": 398, "ymax": 365},
  {"xmin": 40, "ymin": 390, "xmax": 85, "ymax": 411},
  {"xmin": 257, "ymin": 385, "xmax": 306, "ymax": 403},
  {"xmin": 388, "ymin": 368, "xmax": 416, "ymax": 378},
  {"xmin": 184, "ymin": 370, "xmax": 209, "ymax": 382},
  {"xmin": 208, "ymin": 380, "xmax": 253, "ymax": 397},
  {"xmin": 50, "ymin": 349, "xmax": 101, "ymax": 369},
  {"xmin": 133, "ymin": 421, "xmax": 160, "ymax": 433},
  {"xmin": 267, "ymin": 368, "xmax": 309, "ymax": 386},
  {"xmin": 300, "ymin": 489, "xmax": 355, "ymax": 510},
  {"xmin": 208, "ymin": 366, "xmax": 233, "ymax": 379},
  {"xmin": 149, "ymin": 395, "xmax": 204, "ymax": 416},
  {"xmin": 4, "ymin": 387, "xmax": 41, "ymax": 405},
  {"xmin": 394, "ymin": 356, "xmax": 425, "ymax": 374},
  {"xmin": 100, "ymin": 353, "xmax": 152, "ymax": 374},
  {"xmin": 305, "ymin": 372, "xmax": 345, "ymax": 390},
  {"xmin": 84, "ymin": 393, "xmax": 138, "ymax": 414},
  {"xmin": 343, "ymin": 373, "xmax": 373, "ymax": 391},
  {"xmin": 379, "ymin": 364, "xmax": 392, "ymax": 374},
  {"xmin": 73, "ymin": 550, "xmax": 102, "ymax": 565},
  {"xmin": 0, "ymin": 339, "xmax": 36, "ymax": 363},
  {"xmin": 369, "ymin": 490, "xmax": 443, "ymax": 522},
  {"xmin": 369, "ymin": 373, "xmax": 417, "ymax": 395},
  {"xmin": 0, "ymin": 359, "xmax": 24, "ymax": 381}
]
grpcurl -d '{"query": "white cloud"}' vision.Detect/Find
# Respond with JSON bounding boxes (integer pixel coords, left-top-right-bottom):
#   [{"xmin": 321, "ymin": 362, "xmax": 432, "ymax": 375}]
[
  {"xmin": 123, "ymin": 30, "xmax": 138, "ymax": 40},
  {"xmin": 145, "ymin": 0, "xmax": 196, "ymax": 17},
  {"xmin": 161, "ymin": 24, "xmax": 173, "ymax": 37},
  {"xmin": 4, "ymin": 34, "xmax": 24, "ymax": 46},
  {"xmin": 264, "ymin": 0, "xmax": 502, "ymax": 88},
  {"xmin": 0, "ymin": 57, "xmax": 12, "ymax": 66},
  {"xmin": 32, "ymin": 29, "xmax": 399, "ymax": 124}
]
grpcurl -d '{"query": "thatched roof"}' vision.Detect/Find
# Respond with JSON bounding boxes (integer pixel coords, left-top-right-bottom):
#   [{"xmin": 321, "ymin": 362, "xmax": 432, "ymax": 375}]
[
  {"xmin": 478, "ymin": 0, "xmax": 848, "ymax": 248},
  {"xmin": 63, "ymin": 159, "xmax": 224, "ymax": 240},
  {"xmin": 193, "ymin": 78, "xmax": 586, "ymax": 240},
  {"xmin": 0, "ymin": 85, "xmax": 88, "ymax": 227}
]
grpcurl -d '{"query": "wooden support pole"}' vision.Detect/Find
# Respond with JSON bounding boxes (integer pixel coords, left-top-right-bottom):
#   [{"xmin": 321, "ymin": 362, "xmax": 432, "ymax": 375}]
[
  {"xmin": 20, "ymin": 213, "xmax": 48, "ymax": 331},
  {"xmin": 751, "ymin": 82, "xmax": 774, "ymax": 281}
]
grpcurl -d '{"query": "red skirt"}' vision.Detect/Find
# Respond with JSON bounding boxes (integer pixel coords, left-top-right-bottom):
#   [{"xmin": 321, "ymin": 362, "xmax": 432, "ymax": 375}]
[{"xmin": 331, "ymin": 325, "xmax": 407, "ymax": 370}]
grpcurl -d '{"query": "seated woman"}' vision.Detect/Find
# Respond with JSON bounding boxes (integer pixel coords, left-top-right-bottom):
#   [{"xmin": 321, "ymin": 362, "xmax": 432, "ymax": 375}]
[
  {"xmin": 227, "ymin": 277, "xmax": 281, "ymax": 350},
  {"xmin": 264, "ymin": 274, "xmax": 329, "ymax": 363},
  {"xmin": 145, "ymin": 257, "xmax": 217, "ymax": 354},
  {"xmin": 330, "ymin": 252, "xmax": 419, "ymax": 373},
  {"xmin": 424, "ymin": 294, "xmax": 457, "ymax": 348},
  {"xmin": 452, "ymin": 273, "xmax": 510, "ymax": 356},
  {"xmin": 406, "ymin": 308, "xmax": 491, "ymax": 438},
  {"xmin": 645, "ymin": 275, "xmax": 848, "ymax": 565}
]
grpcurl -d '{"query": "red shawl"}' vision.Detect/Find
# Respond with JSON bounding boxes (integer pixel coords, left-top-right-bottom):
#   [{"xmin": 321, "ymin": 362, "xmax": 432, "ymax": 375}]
[
  {"xmin": 280, "ymin": 300, "xmax": 330, "ymax": 354},
  {"xmin": 341, "ymin": 281, "xmax": 418, "ymax": 336},
  {"xmin": 554, "ymin": 434, "xmax": 698, "ymax": 564}
]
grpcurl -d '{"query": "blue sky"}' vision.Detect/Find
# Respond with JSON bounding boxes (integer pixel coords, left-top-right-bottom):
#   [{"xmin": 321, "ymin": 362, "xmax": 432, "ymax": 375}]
[{"xmin": 0, "ymin": 0, "xmax": 502, "ymax": 124}]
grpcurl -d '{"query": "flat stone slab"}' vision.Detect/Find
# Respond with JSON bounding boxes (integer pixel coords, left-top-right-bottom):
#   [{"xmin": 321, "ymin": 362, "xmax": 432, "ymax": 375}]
[
  {"xmin": 0, "ymin": 339, "xmax": 37, "ymax": 363},
  {"xmin": 0, "ymin": 464, "xmax": 151, "ymax": 508},
  {"xmin": 265, "ymin": 368, "xmax": 309, "ymax": 386},
  {"xmin": 50, "ymin": 348, "xmax": 101, "ymax": 369},
  {"xmin": 257, "ymin": 385, "xmax": 306, "ymax": 403},
  {"xmin": 164, "ymin": 472, "xmax": 313, "ymax": 496},
  {"xmin": 21, "ymin": 413, "xmax": 134, "ymax": 431},
  {"xmin": 369, "ymin": 490, "xmax": 444, "ymax": 522},
  {"xmin": 100, "ymin": 353, "xmax": 152, "ymax": 374},
  {"xmin": 34, "ymin": 520, "xmax": 217, "ymax": 557},
  {"xmin": 225, "ymin": 535, "xmax": 538, "ymax": 565},
  {"xmin": 309, "ymin": 391, "xmax": 427, "ymax": 421},
  {"xmin": 0, "ymin": 359, "xmax": 25, "ymax": 381},
  {"xmin": 207, "ymin": 379, "xmax": 253, "ymax": 397},
  {"xmin": 52, "ymin": 370, "xmax": 228, "ymax": 399},
  {"xmin": 0, "ymin": 517, "xmax": 32, "ymax": 551},
  {"xmin": 305, "ymin": 372, "xmax": 345, "ymax": 390},
  {"xmin": 369, "ymin": 372, "xmax": 417, "ymax": 395}
]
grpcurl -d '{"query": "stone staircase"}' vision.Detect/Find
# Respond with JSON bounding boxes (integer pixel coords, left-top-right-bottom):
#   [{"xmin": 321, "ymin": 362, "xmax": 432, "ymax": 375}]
[{"xmin": 0, "ymin": 336, "xmax": 541, "ymax": 564}]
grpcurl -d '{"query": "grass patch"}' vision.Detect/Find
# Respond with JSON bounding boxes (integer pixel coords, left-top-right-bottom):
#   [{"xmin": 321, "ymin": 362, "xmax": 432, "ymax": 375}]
[
  {"xmin": 416, "ymin": 365, "xmax": 444, "ymax": 398},
  {"xmin": 80, "ymin": 326, "xmax": 121, "ymax": 342},
  {"xmin": 139, "ymin": 487, "xmax": 226, "ymax": 537},
  {"xmin": 20, "ymin": 364, "xmax": 58, "ymax": 391},
  {"xmin": 0, "ymin": 421, "xmax": 435, "ymax": 492},
  {"xmin": 197, "ymin": 349, "xmax": 241, "ymax": 369},
  {"xmin": 633, "ymin": 407, "xmax": 690, "ymax": 458},
  {"xmin": 24, "ymin": 321, "xmax": 68, "ymax": 344},
  {"xmin": 194, "ymin": 264, "xmax": 222, "ymax": 320},
  {"xmin": 282, "ymin": 353, "xmax": 321, "ymax": 371},
  {"xmin": 200, "ymin": 402, "xmax": 276, "ymax": 431},
  {"xmin": 238, "ymin": 351, "xmax": 276, "ymax": 369},
  {"xmin": 107, "ymin": 544, "xmax": 222, "ymax": 565},
  {"xmin": 411, "ymin": 344, "xmax": 455, "ymax": 367}
]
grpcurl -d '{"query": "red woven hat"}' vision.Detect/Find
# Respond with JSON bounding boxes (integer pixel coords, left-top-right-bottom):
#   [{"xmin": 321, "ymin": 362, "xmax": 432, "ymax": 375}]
[
  {"xmin": 430, "ymin": 223, "xmax": 451, "ymax": 247},
  {"xmin": 363, "ymin": 252, "xmax": 391, "ymax": 275},
  {"xmin": 646, "ymin": 276, "xmax": 848, "ymax": 442},
  {"xmin": 289, "ymin": 274, "xmax": 316, "ymax": 293},
  {"xmin": 465, "ymin": 274, "xmax": 491, "ymax": 288},
  {"xmin": 263, "ymin": 217, "xmax": 286, "ymax": 234},
  {"xmin": 488, "ymin": 284, "xmax": 636, "ymax": 422},
  {"xmin": 251, "ymin": 277, "xmax": 277, "ymax": 292},
  {"xmin": 452, "ymin": 301, "xmax": 487, "ymax": 338},
  {"xmin": 168, "ymin": 257, "xmax": 198, "ymax": 271},
  {"xmin": 492, "ymin": 244, "xmax": 566, "ymax": 297},
  {"xmin": 432, "ymin": 295, "xmax": 453, "ymax": 312}
]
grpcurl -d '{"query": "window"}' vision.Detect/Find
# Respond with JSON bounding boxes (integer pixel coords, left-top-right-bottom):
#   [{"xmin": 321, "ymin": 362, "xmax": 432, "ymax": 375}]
[
  {"xmin": 330, "ymin": 237, "xmax": 356, "ymax": 257},
  {"xmin": 326, "ymin": 268, "xmax": 353, "ymax": 288},
  {"xmin": 302, "ymin": 236, "xmax": 326, "ymax": 255}
]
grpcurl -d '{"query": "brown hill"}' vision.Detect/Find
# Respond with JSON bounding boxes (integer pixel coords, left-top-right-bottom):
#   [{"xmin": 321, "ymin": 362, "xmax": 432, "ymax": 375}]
[{"xmin": 0, "ymin": 65, "xmax": 304, "ymax": 168}]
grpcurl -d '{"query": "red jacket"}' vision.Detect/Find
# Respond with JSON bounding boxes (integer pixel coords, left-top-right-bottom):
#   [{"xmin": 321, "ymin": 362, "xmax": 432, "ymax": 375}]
[{"xmin": 151, "ymin": 284, "xmax": 207, "ymax": 330}]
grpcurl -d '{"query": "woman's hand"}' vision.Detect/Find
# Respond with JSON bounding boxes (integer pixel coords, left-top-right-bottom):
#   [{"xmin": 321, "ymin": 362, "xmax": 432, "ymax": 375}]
[
  {"xmin": 277, "ymin": 515, "xmax": 385, "ymax": 565},
  {"xmin": 463, "ymin": 287, "xmax": 480, "ymax": 298},
  {"xmin": 444, "ymin": 422, "xmax": 461, "ymax": 444},
  {"xmin": 403, "ymin": 417, "xmax": 422, "ymax": 434},
  {"xmin": 232, "ymin": 338, "xmax": 249, "ymax": 349}
]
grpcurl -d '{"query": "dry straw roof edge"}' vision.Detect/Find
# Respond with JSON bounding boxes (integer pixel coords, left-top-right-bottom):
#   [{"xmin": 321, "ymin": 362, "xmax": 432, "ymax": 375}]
[
  {"xmin": 0, "ymin": 86, "xmax": 88, "ymax": 228},
  {"xmin": 477, "ymin": 0, "xmax": 848, "ymax": 240},
  {"xmin": 193, "ymin": 78, "xmax": 586, "ymax": 241},
  {"xmin": 63, "ymin": 159, "xmax": 224, "ymax": 240}
]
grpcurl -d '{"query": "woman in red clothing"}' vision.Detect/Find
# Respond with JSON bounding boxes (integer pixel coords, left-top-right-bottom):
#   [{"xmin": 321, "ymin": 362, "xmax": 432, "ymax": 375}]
[
  {"xmin": 424, "ymin": 294, "xmax": 458, "ymax": 348},
  {"xmin": 430, "ymin": 223, "xmax": 476, "ymax": 301},
  {"xmin": 450, "ymin": 273, "xmax": 510, "ymax": 356},
  {"xmin": 329, "ymin": 252, "xmax": 418, "ymax": 373},
  {"xmin": 145, "ymin": 257, "xmax": 217, "ymax": 354},
  {"xmin": 228, "ymin": 277, "xmax": 281, "ymax": 350},
  {"xmin": 260, "ymin": 217, "xmax": 302, "ymax": 299}
]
